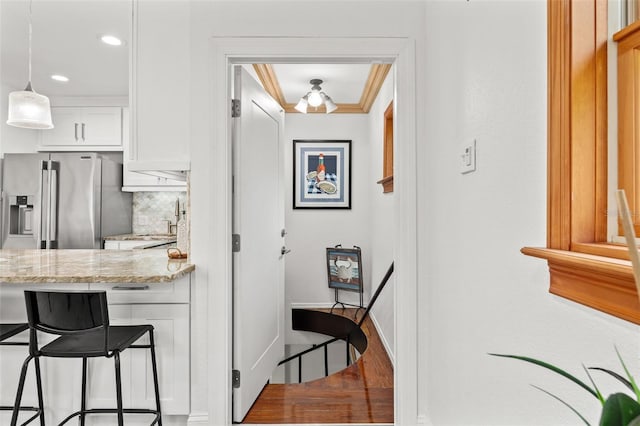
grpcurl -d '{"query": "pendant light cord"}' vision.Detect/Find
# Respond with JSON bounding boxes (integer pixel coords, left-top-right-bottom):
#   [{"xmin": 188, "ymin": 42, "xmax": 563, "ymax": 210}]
[{"xmin": 28, "ymin": 0, "xmax": 33, "ymax": 85}]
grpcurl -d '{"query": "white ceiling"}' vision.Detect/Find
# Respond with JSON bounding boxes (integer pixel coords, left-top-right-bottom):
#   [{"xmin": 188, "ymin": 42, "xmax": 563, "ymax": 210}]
[
  {"xmin": 1, "ymin": 1, "xmax": 372, "ymax": 103},
  {"xmin": 271, "ymin": 63, "xmax": 372, "ymax": 104},
  {"xmin": 1, "ymin": 0, "xmax": 130, "ymax": 97}
]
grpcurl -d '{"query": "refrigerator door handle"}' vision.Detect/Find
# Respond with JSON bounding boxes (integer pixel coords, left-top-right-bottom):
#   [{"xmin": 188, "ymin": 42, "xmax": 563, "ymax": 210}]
[
  {"xmin": 74, "ymin": 123, "xmax": 79, "ymax": 141},
  {"xmin": 38, "ymin": 161, "xmax": 49, "ymax": 248},
  {"xmin": 81, "ymin": 123, "xmax": 86, "ymax": 141},
  {"xmin": 49, "ymin": 162, "xmax": 59, "ymax": 247}
]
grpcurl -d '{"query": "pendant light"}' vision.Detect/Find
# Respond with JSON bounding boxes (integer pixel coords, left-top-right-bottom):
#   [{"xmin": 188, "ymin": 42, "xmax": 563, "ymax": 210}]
[
  {"xmin": 294, "ymin": 79, "xmax": 337, "ymax": 114},
  {"xmin": 7, "ymin": 0, "xmax": 53, "ymax": 129}
]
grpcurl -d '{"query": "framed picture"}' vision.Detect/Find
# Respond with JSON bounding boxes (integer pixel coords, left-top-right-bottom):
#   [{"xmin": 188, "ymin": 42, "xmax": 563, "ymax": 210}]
[
  {"xmin": 293, "ymin": 139, "xmax": 351, "ymax": 209},
  {"xmin": 326, "ymin": 246, "xmax": 363, "ymax": 293}
]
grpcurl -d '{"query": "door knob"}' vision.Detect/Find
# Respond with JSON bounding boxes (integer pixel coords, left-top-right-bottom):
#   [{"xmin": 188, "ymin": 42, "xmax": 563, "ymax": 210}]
[
  {"xmin": 281, "ymin": 246, "xmax": 291, "ymax": 255},
  {"xmin": 281, "ymin": 229, "xmax": 287, "ymax": 237}
]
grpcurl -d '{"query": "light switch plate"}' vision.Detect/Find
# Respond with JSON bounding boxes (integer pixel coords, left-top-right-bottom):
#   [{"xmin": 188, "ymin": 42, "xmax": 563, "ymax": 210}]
[{"xmin": 460, "ymin": 139, "xmax": 476, "ymax": 174}]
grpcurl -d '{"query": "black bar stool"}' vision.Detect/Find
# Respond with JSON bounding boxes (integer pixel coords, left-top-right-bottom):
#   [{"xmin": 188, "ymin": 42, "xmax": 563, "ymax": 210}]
[
  {"xmin": 13, "ymin": 290, "xmax": 162, "ymax": 426},
  {"xmin": 0, "ymin": 323, "xmax": 44, "ymax": 425}
]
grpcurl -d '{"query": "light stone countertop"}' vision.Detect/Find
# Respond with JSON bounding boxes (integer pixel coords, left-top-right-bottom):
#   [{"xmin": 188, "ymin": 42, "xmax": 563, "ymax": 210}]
[{"xmin": 0, "ymin": 249, "xmax": 195, "ymax": 284}]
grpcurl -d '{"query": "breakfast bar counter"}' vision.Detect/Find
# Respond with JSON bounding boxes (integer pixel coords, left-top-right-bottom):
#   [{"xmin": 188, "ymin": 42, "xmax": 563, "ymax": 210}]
[
  {"xmin": 0, "ymin": 249, "xmax": 194, "ymax": 424},
  {"xmin": 0, "ymin": 249, "xmax": 194, "ymax": 283}
]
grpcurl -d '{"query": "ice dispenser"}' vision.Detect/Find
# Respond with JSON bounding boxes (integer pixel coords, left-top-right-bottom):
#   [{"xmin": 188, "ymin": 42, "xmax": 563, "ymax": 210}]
[{"xmin": 9, "ymin": 195, "xmax": 34, "ymax": 235}]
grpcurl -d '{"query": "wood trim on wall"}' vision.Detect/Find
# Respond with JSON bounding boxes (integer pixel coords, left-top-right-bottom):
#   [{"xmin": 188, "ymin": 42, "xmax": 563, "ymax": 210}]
[
  {"xmin": 253, "ymin": 64, "xmax": 392, "ymax": 114},
  {"xmin": 614, "ymin": 21, "xmax": 640, "ymax": 236},
  {"xmin": 523, "ymin": 0, "xmax": 640, "ymax": 324},
  {"xmin": 377, "ymin": 101, "xmax": 394, "ymax": 193}
]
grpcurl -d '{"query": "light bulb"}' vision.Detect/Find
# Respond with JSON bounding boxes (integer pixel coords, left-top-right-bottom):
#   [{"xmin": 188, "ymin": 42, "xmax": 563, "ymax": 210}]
[{"xmin": 308, "ymin": 90, "xmax": 323, "ymax": 107}]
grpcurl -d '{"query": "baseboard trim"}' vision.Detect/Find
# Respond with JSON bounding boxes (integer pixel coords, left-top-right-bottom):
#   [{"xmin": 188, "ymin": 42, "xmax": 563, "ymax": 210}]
[
  {"xmin": 290, "ymin": 302, "xmax": 335, "ymax": 309},
  {"xmin": 369, "ymin": 311, "xmax": 395, "ymax": 366},
  {"xmin": 187, "ymin": 413, "xmax": 209, "ymax": 425}
]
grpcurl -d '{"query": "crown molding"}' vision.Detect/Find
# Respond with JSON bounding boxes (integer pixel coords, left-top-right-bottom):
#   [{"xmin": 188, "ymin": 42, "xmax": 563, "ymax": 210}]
[{"xmin": 252, "ymin": 63, "xmax": 391, "ymax": 114}]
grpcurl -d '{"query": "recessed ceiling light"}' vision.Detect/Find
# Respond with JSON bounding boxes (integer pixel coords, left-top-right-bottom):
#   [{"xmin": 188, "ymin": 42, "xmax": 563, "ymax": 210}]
[
  {"xmin": 100, "ymin": 35, "xmax": 123, "ymax": 46},
  {"xmin": 51, "ymin": 75, "xmax": 69, "ymax": 82}
]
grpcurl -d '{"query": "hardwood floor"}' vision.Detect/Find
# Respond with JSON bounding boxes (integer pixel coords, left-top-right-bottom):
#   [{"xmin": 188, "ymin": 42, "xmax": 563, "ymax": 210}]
[{"xmin": 242, "ymin": 308, "xmax": 394, "ymax": 424}]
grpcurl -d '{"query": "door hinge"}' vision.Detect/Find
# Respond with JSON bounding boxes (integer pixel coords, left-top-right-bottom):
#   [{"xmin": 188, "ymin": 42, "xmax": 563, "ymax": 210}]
[
  {"xmin": 231, "ymin": 99, "xmax": 241, "ymax": 118},
  {"xmin": 232, "ymin": 369, "xmax": 241, "ymax": 388},
  {"xmin": 232, "ymin": 234, "xmax": 241, "ymax": 252}
]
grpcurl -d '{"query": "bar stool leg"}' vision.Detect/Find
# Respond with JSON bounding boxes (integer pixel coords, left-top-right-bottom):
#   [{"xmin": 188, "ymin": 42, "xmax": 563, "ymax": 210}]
[
  {"xmin": 149, "ymin": 330, "xmax": 162, "ymax": 426},
  {"xmin": 80, "ymin": 357, "xmax": 87, "ymax": 426},
  {"xmin": 11, "ymin": 354, "xmax": 33, "ymax": 426},
  {"xmin": 114, "ymin": 352, "xmax": 124, "ymax": 426},
  {"xmin": 33, "ymin": 356, "xmax": 45, "ymax": 425}
]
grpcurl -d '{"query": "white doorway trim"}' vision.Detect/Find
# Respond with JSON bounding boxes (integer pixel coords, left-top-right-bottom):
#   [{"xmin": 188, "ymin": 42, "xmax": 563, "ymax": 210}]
[{"xmin": 206, "ymin": 36, "xmax": 418, "ymax": 426}]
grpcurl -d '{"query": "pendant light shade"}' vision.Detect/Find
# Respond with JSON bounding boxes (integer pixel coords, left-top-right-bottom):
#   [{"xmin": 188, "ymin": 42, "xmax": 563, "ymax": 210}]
[
  {"xmin": 7, "ymin": 0, "xmax": 53, "ymax": 130},
  {"xmin": 7, "ymin": 84, "xmax": 53, "ymax": 129},
  {"xmin": 294, "ymin": 94, "xmax": 309, "ymax": 114},
  {"xmin": 296, "ymin": 79, "xmax": 337, "ymax": 114}
]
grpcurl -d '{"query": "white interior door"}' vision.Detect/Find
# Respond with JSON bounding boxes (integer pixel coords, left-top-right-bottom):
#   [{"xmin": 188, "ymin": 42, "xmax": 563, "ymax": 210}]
[{"xmin": 232, "ymin": 65, "xmax": 286, "ymax": 423}]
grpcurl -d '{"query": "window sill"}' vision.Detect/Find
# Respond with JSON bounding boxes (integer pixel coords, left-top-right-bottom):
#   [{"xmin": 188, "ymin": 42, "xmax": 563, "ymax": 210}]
[
  {"xmin": 522, "ymin": 246, "xmax": 640, "ymax": 324},
  {"xmin": 376, "ymin": 175, "xmax": 393, "ymax": 193}
]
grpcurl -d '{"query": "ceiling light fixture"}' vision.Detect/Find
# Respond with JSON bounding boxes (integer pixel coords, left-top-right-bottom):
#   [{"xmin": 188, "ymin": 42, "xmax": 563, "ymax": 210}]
[
  {"xmin": 7, "ymin": 0, "xmax": 53, "ymax": 129},
  {"xmin": 294, "ymin": 79, "xmax": 337, "ymax": 114},
  {"xmin": 51, "ymin": 74, "xmax": 69, "ymax": 82}
]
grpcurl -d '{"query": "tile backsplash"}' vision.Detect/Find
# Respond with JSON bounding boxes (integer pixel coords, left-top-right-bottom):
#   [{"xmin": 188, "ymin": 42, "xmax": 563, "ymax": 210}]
[{"xmin": 133, "ymin": 192, "xmax": 187, "ymax": 234}]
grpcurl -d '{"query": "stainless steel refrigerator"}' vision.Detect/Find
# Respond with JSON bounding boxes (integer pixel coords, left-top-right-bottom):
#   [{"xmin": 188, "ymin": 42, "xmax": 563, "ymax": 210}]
[{"xmin": 1, "ymin": 153, "xmax": 132, "ymax": 249}]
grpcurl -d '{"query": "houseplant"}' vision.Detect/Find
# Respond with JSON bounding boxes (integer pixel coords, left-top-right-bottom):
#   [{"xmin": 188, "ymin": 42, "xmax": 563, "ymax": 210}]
[{"xmin": 490, "ymin": 349, "xmax": 640, "ymax": 425}]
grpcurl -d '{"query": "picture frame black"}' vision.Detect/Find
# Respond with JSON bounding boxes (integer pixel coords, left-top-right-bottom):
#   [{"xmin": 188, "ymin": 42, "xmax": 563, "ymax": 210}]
[{"xmin": 293, "ymin": 139, "xmax": 351, "ymax": 209}]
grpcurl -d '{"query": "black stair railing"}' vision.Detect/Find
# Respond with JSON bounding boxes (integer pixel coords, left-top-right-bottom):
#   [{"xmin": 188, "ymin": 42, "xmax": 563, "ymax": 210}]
[{"xmin": 278, "ymin": 262, "xmax": 394, "ymax": 383}]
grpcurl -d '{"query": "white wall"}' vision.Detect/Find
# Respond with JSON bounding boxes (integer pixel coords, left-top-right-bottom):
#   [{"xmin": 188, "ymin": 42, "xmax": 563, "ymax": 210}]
[
  {"xmin": 283, "ymin": 113, "xmax": 372, "ymax": 343},
  {"xmin": 420, "ymin": 1, "xmax": 639, "ymax": 425},
  {"xmin": 367, "ymin": 69, "xmax": 395, "ymax": 361}
]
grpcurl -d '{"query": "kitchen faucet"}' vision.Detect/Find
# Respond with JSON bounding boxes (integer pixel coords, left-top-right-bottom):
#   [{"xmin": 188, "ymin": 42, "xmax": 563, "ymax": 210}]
[{"xmin": 166, "ymin": 198, "xmax": 181, "ymax": 235}]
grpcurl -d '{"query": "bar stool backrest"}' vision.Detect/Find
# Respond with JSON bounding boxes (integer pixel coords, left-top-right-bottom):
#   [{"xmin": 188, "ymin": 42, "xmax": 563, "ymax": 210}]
[{"xmin": 24, "ymin": 290, "xmax": 110, "ymax": 355}]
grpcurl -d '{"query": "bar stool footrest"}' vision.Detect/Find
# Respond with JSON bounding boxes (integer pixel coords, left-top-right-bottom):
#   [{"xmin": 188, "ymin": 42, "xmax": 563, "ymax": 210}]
[
  {"xmin": 58, "ymin": 407, "xmax": 161, "ymax": 425},
  {"xmin": 0, "ymin": 405, "xmax": 43, "ymax": 426}
]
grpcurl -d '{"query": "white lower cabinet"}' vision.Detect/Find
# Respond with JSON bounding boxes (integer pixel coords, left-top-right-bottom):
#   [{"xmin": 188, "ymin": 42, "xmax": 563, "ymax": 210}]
[
  {"xmin": 0, "ymin": 278, "xmax": 191, "ymax": 425},
  {"xmin": 104, "ymin": 240, "xmax": 151, "ymax": 250},
  {"xmin": 86, "ymin": 304, "xmax": 190, "ymax": 419}
]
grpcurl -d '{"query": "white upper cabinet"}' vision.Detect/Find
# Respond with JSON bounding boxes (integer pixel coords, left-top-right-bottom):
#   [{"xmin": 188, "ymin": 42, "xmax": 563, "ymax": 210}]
[
  {"xmin": 39, "ymin": 106, "xmax": 123, "ymax": 151},
  {"xmin": 129, "ymin": 0, "xmax": 191, "ymax": 174}
]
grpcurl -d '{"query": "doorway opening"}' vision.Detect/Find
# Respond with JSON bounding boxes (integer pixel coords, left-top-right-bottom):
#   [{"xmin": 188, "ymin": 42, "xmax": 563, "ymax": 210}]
[
  {"xmin": 207, "ymin": 36, "xmax": 418, "ymax": 426},
  {"xmin": 234, "ymin": 60, "xmax": 394, "ymax": 424}
]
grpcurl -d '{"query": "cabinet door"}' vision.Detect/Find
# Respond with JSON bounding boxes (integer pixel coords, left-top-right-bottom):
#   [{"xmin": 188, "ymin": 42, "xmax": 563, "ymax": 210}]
[
  {"xmin": 39, "ymin": 107, "xmax": 123, "ymax": 151},
  {"xmin": 104, "ymin": 240, "xmax": 121, "ymax": 249},
  {"xmin": 40, "ymin": 107, "xmax": 83, "ymax": 146},
  {"xmin": 81, "ymin": 107, "xmax": 122, "ymax": 146},
  {"xmin": 130, "ymin": 304, "xmax": 190, "ymax": 415},
  {"xmin": 121, "ymin": 107, "xmax": 186, "ymax": 191},
  {"xmin": 133, "ymin": 1, "xmax": 190, "ymax": 165}
]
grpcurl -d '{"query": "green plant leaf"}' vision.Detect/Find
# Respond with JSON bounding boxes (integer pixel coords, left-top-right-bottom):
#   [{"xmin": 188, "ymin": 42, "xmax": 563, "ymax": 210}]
[
  {"xmin": 616, "ymin": 347, "xmax": 640, "ymax": 402},
  {"xmin": 599, "ymin": 393, "xmax": 640, "ymax": 426},
  {"xmin": 584, "ymin": 364, "xmax": 606, "ymax": 405},
  {"xmin": 531, "ymin": 385, "xmax": 591, "ymax": 426},
  {"xmin": 589, "ymin": 367, "xmax": 634, "ymax": 392},
  {"xmin": 489, "ymin": 353, "xmax": 599, "ymax": 401}
]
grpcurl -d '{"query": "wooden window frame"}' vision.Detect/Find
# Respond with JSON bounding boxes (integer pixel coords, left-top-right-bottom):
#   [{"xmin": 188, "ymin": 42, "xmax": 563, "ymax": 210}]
[
  {"xmin": 522, "ymin": 0, "xmax": 640, "ymax": 324},
  {"xmin": 614, "ymin": 21, "xmax": 640, "ymax": 237},
  {"xmin": 377, "ymin": 101, "xmax": 394, "ymax": 193}
]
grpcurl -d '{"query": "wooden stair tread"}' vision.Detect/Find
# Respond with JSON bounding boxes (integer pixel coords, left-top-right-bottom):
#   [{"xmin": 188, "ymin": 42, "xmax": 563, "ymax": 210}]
[{"xmin": 242, "ymin": 308, "xmax": 394, "ymax": 424}]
